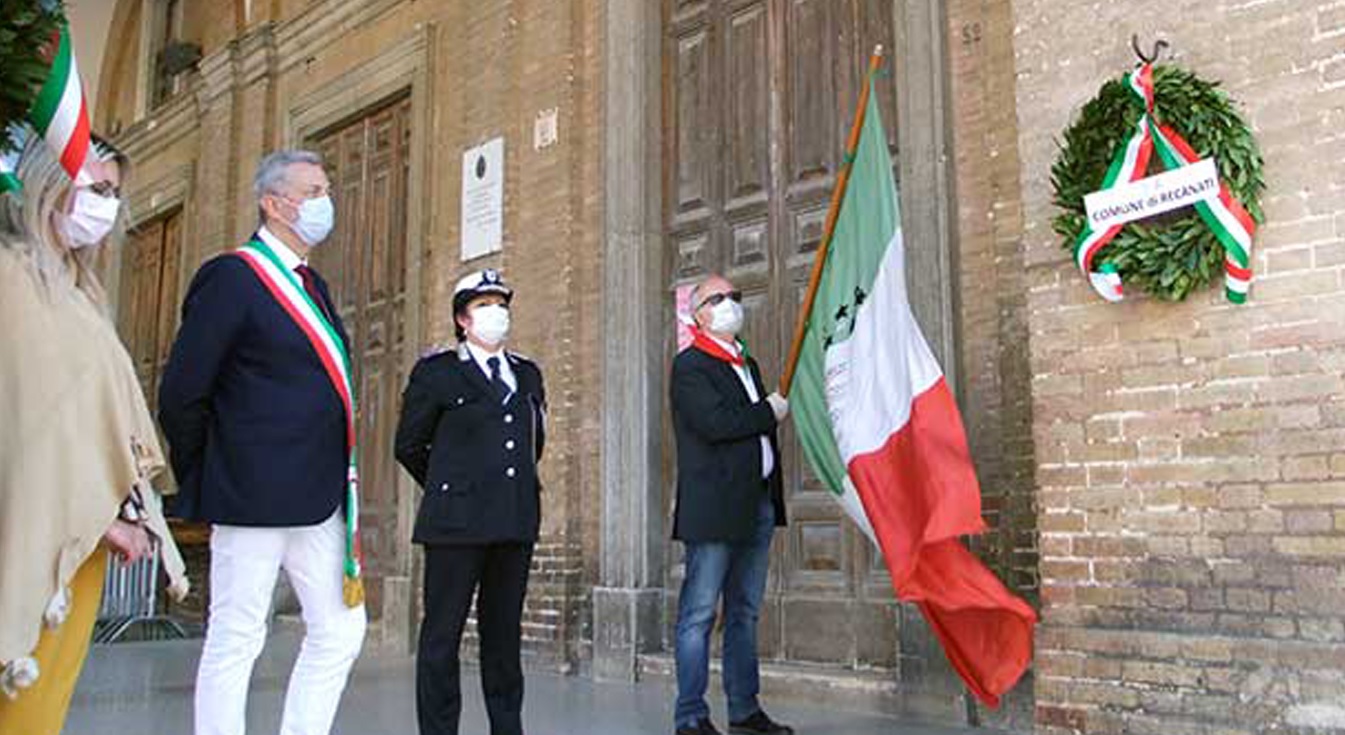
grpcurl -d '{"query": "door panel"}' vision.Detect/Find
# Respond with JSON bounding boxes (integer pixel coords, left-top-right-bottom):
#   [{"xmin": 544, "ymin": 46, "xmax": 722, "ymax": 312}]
[
  {"xmin": 308, "ymin": 94, "xmax": 413, "ymax": 620},
  {"xmin": 118, "ymin": 209, "xmax": 183, "ymax": 418}
]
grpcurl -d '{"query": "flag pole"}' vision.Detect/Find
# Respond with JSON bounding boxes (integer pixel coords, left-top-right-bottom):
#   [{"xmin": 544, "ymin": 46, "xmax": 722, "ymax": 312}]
[{"xmin": 780, "ymin": 44, "xmax": 885, "ymax": 396}]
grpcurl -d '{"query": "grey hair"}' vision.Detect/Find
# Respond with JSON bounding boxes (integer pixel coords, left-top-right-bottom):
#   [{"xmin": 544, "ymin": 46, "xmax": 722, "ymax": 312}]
[
  {"xmin": 0, "ymin": 134, "xmax": 128, "ymax": 309},
  {"xmin": 687, "ymin": 273, "xmax": 728, "ymax": 318},
  {"xmin": 253, "ymin": 149, "xmax": 323, "ymax": 223}
]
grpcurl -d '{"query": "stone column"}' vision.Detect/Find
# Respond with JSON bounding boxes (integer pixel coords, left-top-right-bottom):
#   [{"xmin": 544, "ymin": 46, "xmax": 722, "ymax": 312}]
[
  {"xmin": 192, "ymin": 46, "xmax": 239, "ymax": 264},
  {"xmin": 231, "ymin": 25, "xmax": 276, "ymax": 245},
  {"xmin": 592, "ymin": 0, "xmax": 665, "ymax": 682},
  {"xmin": 894, "ymin": 0, "xmax": 958, "ymax": 387}
]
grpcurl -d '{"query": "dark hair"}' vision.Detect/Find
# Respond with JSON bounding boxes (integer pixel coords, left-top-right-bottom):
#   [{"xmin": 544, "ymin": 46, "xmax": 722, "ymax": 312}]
[{"xmin": 454, "ymin": 308, "xmax": 468, "ymax": 342}]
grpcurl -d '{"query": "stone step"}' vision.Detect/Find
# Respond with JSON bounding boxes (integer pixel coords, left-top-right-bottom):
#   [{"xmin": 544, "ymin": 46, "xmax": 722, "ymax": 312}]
[{"xmin": 636, "ymin": 653, "xmax": 1008, "ymax": 733}]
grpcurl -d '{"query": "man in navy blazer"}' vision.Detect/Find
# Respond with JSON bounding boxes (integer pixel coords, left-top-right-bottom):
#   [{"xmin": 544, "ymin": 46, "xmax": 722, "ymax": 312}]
[{"xmin": 159, "ymin": 150, "xmax": 366, "ymax": 735}]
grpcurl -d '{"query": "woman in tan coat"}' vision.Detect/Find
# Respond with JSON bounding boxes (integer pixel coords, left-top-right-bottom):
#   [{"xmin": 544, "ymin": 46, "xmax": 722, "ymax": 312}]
[{"xmin": 0, "ymin": 132, "xmax": 187, "ymax": 734}]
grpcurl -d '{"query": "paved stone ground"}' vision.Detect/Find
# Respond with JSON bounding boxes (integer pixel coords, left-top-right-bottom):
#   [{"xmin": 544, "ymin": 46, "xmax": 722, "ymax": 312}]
[{"xmin": 66, "ymin": 632, "xmax": 986, "ymax": 734}]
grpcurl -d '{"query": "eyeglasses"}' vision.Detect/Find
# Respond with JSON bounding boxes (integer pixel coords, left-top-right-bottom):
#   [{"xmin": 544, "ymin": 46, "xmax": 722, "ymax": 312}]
[{"xmin": 697, "ymin": 290, "xmax": 742, "ymax": 310}]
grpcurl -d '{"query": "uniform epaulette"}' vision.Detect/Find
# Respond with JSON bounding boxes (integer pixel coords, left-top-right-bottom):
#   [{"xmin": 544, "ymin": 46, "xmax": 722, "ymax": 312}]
[
  {"xmin": 419, "ymin": 343, "xmax": 455, "ymax": 361},
  {"xmin": 507, "ymin": 351, "xmax": 537, "ymax": 366}
]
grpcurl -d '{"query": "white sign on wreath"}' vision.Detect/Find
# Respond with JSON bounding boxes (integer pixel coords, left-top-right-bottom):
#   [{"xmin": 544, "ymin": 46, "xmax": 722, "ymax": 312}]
[{"xmin": 1084, "ymin": 157, "xmax": 1220, "ymax": 231}]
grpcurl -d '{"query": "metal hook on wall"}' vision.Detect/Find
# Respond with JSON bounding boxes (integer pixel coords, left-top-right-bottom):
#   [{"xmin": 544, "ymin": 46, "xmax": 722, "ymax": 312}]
[{"xmin": 1131, "ymin": 34, "xmax": 1170, "ymax": 64}]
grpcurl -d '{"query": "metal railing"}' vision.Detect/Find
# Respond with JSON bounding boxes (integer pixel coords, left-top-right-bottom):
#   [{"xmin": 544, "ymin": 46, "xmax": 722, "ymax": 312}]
[{"xmin": 94, "ymin": 542, "xmax": 186, "ymax": 644}]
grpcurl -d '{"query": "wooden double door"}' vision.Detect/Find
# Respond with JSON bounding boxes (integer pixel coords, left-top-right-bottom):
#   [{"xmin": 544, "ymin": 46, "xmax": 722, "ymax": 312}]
[
  {"xmin": 118, "ymin": 209, "xmax": 183, "ymax": 420},
  {"xmin": 307, "ymin": 94, "xmax": 414, "ymax": 621},
  {"xmin": 664, "ymin": 0, "xmax": 904, "ymax": 667}
]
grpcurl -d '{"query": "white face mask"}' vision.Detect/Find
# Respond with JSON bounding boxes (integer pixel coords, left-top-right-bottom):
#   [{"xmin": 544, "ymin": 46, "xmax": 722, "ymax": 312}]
[
  {"xmin": 61, "ymin": 188, "xmax": 121, "ymax": 249},
  {"xmin": 708, "ymin": 298, "xmax": 744, "ymax": 335},
  {"xmin": 286, "ymin": 195, "xmax": 335, "ymax": 246},
  {"xmin": 469, "ymin": 304, "xmax": 511, "ymax": 346}
]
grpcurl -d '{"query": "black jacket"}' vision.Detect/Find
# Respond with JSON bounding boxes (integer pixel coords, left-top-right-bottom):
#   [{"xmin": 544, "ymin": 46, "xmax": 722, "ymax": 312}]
[
  {"xmin": 158, "ymin": 249, "xmax": 350, "ymax": 526},
  {"xmin": 395, "ymin": 345, "xmax": 546, "ymax": 545},
  {"xmin": 670, "ymin": 347, "xmax": 785, "ymax": 543}
]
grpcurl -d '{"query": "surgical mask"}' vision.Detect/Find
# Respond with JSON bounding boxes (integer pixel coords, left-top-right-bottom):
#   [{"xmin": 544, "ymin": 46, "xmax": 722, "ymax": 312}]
[
  {"xmin": 708, "ymin": 298, "xmax": 744, "ymax": 335},
  {"xmin": 469, "ymin": 304, "xmax": 511, "ymax": 346},
  {"xmin": 61, "ymin": 188, "xmax": 121, "ymax": 249},
  {"xmin": 287, "ymin": 195, "xmax": 335, "ymax": 246}
]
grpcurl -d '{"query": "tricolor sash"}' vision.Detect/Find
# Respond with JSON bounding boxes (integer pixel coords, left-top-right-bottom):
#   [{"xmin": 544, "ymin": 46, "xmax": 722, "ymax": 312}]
[{"xmin": 232, "ymin": 239, "xmax": 364, "ymax": 608}]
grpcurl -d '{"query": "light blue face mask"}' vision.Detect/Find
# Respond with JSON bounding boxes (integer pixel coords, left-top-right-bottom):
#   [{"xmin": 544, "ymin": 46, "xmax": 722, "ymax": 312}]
[{"xmin": 289, "ymin": 194, "xmax": 335, "ymax": 246}]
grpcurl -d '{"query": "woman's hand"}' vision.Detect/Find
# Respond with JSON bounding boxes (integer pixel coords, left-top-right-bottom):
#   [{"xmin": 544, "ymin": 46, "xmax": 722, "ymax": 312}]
[{"xmin": 103, "ymin": 519, "xmax": 152, "ymax": 563}]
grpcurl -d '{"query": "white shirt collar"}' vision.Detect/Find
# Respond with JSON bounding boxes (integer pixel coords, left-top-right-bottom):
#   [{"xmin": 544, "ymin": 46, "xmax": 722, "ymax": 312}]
[
  {"xmin": 463, "ymin": 340, "xmax": 517, "ymax": 392},
  {"xmin": 707, "ymin": 333, "xmax": 741, "ymax": 358},
  {"xmin": 258, "ymin": 226, "xmax": 306, "ymax": 271},
  {"xmin": 464, "ymin": 340, "xmax": 505, "ymax": 366}
]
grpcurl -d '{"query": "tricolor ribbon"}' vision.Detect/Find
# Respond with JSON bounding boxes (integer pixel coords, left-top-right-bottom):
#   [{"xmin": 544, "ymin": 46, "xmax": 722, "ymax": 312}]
[
  {"xmin": 27, "ymin": 25, "xmax": 93, "ymax": 186},
  {"xmin": 1073, "ymin": 63, "xmax": 1257, "ymax": 304},
  {"xmin": 233, "ymin": 240, "xmax": 365, "ymax": 608}
]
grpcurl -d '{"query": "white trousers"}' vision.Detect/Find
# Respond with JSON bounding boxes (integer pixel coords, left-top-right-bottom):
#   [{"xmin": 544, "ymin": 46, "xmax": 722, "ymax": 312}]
[{"xmin": 195, "ymin": 512, "xmax": 367, "ymax": 735}]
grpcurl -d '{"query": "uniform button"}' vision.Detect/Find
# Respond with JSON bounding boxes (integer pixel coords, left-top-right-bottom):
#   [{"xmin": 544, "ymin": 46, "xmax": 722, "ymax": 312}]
[
  {"xmin": 505, "ymin": 439, "xmax": 516, "ymax": 450},
  {"xmin": 456, "ymin": 396, "xmax": 465, "ymax": 405},
  {"xmin": 439, "ymin": 482, "xmax": 449, "ymax": 492},
  {"xmin": 504, "ymin": 413, "xmax": 514, "ymax": 424},
  {"xmin": 506, "ymin": 467, "xmax": 516, "ymax": 478}
]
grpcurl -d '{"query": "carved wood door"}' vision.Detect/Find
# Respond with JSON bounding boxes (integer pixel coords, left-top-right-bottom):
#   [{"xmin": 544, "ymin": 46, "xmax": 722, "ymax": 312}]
[
  {"xmin": 118, "ymin": 208, "xmax": 183, "ymax": 420},
  {"xmin": 308, "ymin": 94, "xmax": 412, "ymax": 622},
  {"xmin": 664, "ymin": 0, "xmax": 903, "ymax": 668}
]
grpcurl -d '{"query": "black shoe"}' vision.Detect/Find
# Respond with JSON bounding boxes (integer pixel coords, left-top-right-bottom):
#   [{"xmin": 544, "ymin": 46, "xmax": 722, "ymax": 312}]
[
  {"xmin": 676, "ymin": 718, "xmax": 723, "ymax": 735},
  {"xmin": 729, "ymin": 710, "xmax": 794, "ymax": 735}
]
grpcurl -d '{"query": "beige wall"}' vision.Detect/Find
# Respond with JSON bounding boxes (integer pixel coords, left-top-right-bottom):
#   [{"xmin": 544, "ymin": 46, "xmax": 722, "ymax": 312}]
[{"xmin": 67, "ymin": 0, "xmax": 117, "ymax": 121}]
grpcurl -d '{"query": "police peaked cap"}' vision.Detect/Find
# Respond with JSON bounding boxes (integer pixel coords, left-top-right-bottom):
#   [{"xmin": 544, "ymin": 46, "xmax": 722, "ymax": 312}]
[{"xmin": 453, "ymin": 268, "xmax": 513, "ymax": 314}]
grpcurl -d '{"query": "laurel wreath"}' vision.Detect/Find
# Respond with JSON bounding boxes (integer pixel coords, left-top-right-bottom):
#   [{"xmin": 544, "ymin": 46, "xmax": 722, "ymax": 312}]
[
  {"xmin": 0, "ymin": 0, "xmax": 65, "ymax": 155},
  {"xmin": 1051, "ymin": 65, "xmax": 1265, "ymax": 302}
]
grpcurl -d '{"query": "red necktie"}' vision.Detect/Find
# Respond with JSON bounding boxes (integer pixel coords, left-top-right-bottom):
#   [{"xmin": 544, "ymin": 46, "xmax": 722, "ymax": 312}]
[{"xmin": 295, "ymin": 264, "xmax": 333, "ymax": 322}]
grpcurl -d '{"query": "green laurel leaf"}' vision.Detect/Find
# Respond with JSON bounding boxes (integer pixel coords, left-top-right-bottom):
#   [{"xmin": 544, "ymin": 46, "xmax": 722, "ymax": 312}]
[{"xmin": 1051, "ymin": 64, "xmax": 1266, "ymax": 302}]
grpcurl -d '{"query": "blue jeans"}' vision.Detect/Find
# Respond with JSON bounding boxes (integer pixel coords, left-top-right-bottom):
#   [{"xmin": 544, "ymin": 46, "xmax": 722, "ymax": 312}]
[{"xmin": 674, "ymin": 495, "xmax": 775, "ymax": 728}]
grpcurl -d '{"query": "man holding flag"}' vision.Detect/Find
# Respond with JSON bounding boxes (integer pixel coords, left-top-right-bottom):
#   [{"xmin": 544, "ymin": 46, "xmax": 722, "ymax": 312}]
[
  {"xmin": 670, "ymin": 274, "xmax": 793, "ymax": 735},
  {"xmin": 784, "ymin": 47, "xmax": 1036, "ymax": 709}
]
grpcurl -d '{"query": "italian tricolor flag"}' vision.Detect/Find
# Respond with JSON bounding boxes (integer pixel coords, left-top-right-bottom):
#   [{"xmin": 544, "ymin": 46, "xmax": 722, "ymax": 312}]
[
  {"xmin": 791, "ymin": 73, "xmax": 1037, "ymax": 708},
  {"xmin": 29, "ymin": 25, "xmax": 92, "ymax": 185}
]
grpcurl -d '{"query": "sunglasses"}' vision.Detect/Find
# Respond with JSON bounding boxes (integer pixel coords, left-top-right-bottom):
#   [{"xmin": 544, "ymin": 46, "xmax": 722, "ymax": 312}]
[
  {"xmin": 87, "ymin": 180, "xmax": 121, "ymax": 198},
  {"xmin": 697, "ymin": 290, "xmax": 742, "ymax": 310}
]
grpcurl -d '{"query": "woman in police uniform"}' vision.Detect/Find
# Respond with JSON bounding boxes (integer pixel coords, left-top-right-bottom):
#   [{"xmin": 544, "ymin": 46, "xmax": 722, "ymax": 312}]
[{"xmin": 394, "ymin": 269, "xmax": 546, "ymax": 735}]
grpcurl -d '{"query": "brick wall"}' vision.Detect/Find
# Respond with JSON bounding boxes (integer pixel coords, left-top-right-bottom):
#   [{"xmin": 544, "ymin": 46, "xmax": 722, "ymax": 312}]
[
  {"xmin": 400, "ymin": 0, "xmax": 606, "ymax": 669},
  {"xmin": 946, "ymin": 0, "xmax": 1041, "ymax": 600},
  {"xmin": 1011, "ymin": 1, "xmax": 1345, "ymax": 732},
  {"xmin": 942, "ymin": 0, "xmax": 1041, "ymax": 725}
]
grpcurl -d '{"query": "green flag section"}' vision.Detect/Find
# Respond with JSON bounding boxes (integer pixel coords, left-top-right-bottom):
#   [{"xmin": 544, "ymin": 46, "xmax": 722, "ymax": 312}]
[
  {"xmin": 791, "ymin": 75, "xmax": 1037, "ymax": 708},
  {"xmin": 0, "ymin": 155, "xmax": 18, "ymax": 194}
]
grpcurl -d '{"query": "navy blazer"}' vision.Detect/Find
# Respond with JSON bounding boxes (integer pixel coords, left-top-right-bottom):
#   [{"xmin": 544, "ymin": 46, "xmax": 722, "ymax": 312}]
[
  {"xmin": 158, "ymin": 242, "xmax": 351, "ymax": 527},
  {"xmin": 395, "ymin": 346, "xmax": 546, "ymax": 545},
  {"xmin": 670, "ymin": 347, "xmax": 786, "ymax": 543}
]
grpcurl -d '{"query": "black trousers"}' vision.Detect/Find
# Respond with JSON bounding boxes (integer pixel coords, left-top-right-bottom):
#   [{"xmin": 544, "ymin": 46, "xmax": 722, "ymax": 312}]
[{"xmin": 417, "ymin": 543, "xmax": 534, "ymax": 735}]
